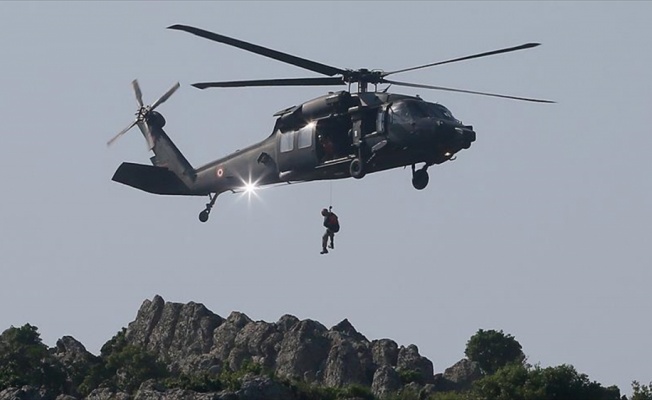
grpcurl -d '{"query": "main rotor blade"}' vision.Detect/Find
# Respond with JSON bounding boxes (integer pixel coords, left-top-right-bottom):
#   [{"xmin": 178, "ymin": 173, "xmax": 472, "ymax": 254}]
[
  {"xmin": 192, "ymin": 77, "xmax": 345, "ymax": 89},
  {"xmin": 150, "ymin": 82, "xmax": 180, "ymax": 111},
  {"xmin": 107, "ymin": 120, "xmax": 137, "ymax": 146},
  {"xmin": 384, "ymin": 43, "xmax": 541, "ymax": 76},
  {"xmin": 168, "ymin": 24, "xmax": 346, "ymax": 77},
  {"xmin": 132, "ymin": 79, "xmax": 144, "ymax": 107},
  {"xmin": 383, "ymin": 79, "xmax": 555, "ymax": 103}
]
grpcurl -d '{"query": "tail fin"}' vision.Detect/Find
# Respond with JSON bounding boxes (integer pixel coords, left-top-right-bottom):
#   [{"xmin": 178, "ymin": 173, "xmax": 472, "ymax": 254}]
[
  {"xmin": 109, "ymin": 80, "xmax": 201, "ymax": 195},
  {"xmin": 112, "ymin": 116, "xmax": 199, "ymax": 195},
  {"xmin": 147, "ymin": 116, "xmax": 196, "ymax": 187}
]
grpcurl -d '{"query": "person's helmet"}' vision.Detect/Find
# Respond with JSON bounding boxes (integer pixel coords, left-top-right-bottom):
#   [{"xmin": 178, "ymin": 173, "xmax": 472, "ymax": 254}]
[{"xmin": 321, "ymin": 208, "xmax": 329, "ymax": 216}]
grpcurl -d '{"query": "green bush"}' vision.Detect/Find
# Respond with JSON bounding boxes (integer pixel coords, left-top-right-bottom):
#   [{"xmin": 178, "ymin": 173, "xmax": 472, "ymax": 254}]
[
  {"xmin": 165, "ymin": 372, "xmax": 223, "ymax": 392},
  {"xmin": 78, "ymin": 328, "xmax": 168, "ymax": 394},
  {"xmin": 340, "ymin": 383, "xmax": 375, "ymax": 400},
  {"xmin": 632, "ymin": 381, "xmax": 652, "ymax": 400},
  {"xmin": 398, "ymin": 369, "xmax": 424, "ymax": 385},
  {"xmin": 471, "ymin": 363, "xmax": 620, "ymax": 400},
  {"xmin": 0, "ymin": 324, "xmax": 66, "ymax": 393},
  {"xmin": 464, "ymin": 329, "xmax": 525, "ymax": 375}
]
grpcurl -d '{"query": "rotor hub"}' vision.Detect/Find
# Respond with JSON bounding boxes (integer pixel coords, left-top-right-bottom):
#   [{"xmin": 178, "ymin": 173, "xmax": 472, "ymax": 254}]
[
  {"xmin": 343, "ymin": 69, "xmax": 384, "ymax": 85},
  {"xmin": 136, "ymin": 106, "xmax": 151, "ymax": 122}
]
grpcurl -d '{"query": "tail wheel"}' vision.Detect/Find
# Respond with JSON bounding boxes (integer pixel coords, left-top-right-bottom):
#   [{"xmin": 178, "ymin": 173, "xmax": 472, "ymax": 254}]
[
  {"xmin": 349, "ymin": 158, "xmax": 366, "ymax": 179},
  {"xmin": 198, "ymin": 193, "xmax": 218, "ymax": 223}
]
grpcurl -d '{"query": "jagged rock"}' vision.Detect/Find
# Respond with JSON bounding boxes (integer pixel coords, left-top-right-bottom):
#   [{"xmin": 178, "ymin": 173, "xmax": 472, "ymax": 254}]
[
  {"xmin": 211, "ymin": 312, "xmax": 253, "ymax": 367},
  {"xmin": 53, "ymin": 336, "xmax": 94, "ymax": 365},
  {"xmin": 0, "ymin": 295, "xmax": 496, "ymax": 400},
  {"xmin": 52, "ymin": 336, "xmax": 98, "ymax": 396},
  {"xmin": 85, "ymin": 388, "xmax": 130, "ymax": 400},
  {"xmin": 322, "ymin": 321, "xmax": 375, "ymax": 388},
  {"xmin": 134, "ymin": 387, "xmax": 221, "ymax": 400},
  {"xmin": 229, "ymin": 321, "xmax": 282, "ymax": 370},
  {"xmin": 235, "ymin": 375, "xmax": 296, "ymax": 400},
  {"xmin": 420, "ymin": 383, "xmax": 439, "ymax": 398},
  {"xmin": 275, "ymin": 315, "xmax": 299, "ymax": 333},
  {"xmin": 0, "ymin": 386, "xmax": 48, "ymax": 400},
  {"xmin": 427, "ymin": 373, "xmax": 457, "ymax": 393},
  {"xmin": 371, "ymin": 339, "xmax": 399, "ymax": 367},
  {"xmin": 442, "ymin": 358, "xmax": 482, "ymax": 390},
  {"xmin": 125, "ymin": 295, "xmax": 224, "ymax": 373},
  {"xmin": 322, "ymin": 335, "xmax": 373, "ymax": 387},
  {"xmin": 396, "ymin": 344, "xmax": 435, "ymax": 384},
  {"xmin": 275, "ymin": 319, "xmax": 330, "ymax": 381},
  {"xmin": 371, "ymin": 366, "xmax": 402, "ymax": 398},
  {"xmin": 401, "ymin": 381, "xmax": 423, "ymax": 397},
  {"xmin": 119, "ymin": 296, "xmax": 439, "ymax": 393},
  {"xmin": 331, "ymin": 319, "xmax": 367, "ymax": 342}
]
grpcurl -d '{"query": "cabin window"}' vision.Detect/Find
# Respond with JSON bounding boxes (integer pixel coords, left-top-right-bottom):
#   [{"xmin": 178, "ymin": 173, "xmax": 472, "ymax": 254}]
[
  {"xmin": 297, "ymin": 124, "xmax": 313, "ymax": 149},
  {"xmin": 280, "ymin": 131, "xmax": 294, "ymax": 152}
]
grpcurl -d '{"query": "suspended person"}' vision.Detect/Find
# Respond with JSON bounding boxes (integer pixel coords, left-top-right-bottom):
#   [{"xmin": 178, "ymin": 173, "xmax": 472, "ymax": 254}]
[{"xmin": 320, "ymin": 207, "xmax": 340, "ymax": 254}]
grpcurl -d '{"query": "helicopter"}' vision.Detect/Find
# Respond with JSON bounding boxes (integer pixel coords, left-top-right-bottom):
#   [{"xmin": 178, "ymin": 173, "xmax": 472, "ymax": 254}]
[{"xmin": 108, "ymin": 24, "xmax": 554, "ymax": 222}]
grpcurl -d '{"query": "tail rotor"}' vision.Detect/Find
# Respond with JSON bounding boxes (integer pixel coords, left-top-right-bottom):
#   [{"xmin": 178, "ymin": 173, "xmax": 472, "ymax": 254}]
[{"xmin": 107, "ymin": 79, "xmax": 180, "ymax": 149}]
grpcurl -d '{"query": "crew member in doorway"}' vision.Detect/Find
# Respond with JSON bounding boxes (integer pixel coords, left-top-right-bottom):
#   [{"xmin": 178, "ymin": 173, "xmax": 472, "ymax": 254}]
[
  {"xmin": 319, "ymin": 134, "xmax": 335, "ymax": 162},
  {"xmin": 320, "ymin": 207, "xmax": 340, "ymax": 254}
]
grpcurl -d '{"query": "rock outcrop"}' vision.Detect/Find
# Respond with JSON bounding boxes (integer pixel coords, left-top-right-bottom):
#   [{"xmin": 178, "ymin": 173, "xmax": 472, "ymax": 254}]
[
  {"xmin": 1, "ymin": 296, "xmax": 486, "ymax": 400},
  {"xmin": 443, "ymin": 358, "xmax": 482, "ymax": 390},
  {"xmin": 122, "ymin": 296, "xmax": 439, "ymax": 397}
]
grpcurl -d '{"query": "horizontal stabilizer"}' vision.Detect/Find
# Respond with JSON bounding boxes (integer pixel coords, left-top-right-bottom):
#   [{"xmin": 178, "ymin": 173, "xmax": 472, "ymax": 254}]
[{"xmin": 112, "ymin": 162, "xmax": 196, "ymax": 195}]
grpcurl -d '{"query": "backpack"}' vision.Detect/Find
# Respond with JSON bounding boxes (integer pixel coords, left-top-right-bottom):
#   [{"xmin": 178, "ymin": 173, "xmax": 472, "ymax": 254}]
[{"xmin": 327, "ymin": 213, "xmax": 340, "ymax": 232}]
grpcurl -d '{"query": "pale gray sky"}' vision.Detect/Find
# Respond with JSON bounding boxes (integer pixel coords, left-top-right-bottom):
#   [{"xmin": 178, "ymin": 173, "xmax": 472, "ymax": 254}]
[{"xmin": 1, "ymin": 1, "xmax": 650, "ymax": 396}]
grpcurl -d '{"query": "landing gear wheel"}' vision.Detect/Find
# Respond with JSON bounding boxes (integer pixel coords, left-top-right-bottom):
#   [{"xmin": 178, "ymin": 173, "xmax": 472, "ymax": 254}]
[
  {"xmin": 198, "ymin": 193, "xmax": 218, "ymax": 223},
  {"xmin": 349, "ymin": 158, "xmax": 366, "ymax": 179},
  {"xmin": 412, "ymin": 168, "xmax": 429, "ymax": 190}
]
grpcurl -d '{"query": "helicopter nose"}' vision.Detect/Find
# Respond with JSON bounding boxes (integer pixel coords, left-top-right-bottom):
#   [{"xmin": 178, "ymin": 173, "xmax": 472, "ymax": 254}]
[
  {"xmin": 455, "ymin": 125, "xmax": 475, "ymax": 149},
  {"xmin": 461, "ymin": 125, "xmax": 475, "ymax": 143}
]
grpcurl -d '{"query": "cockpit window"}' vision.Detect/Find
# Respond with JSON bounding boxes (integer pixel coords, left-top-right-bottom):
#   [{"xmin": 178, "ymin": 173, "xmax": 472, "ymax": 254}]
[
  {"xmin": 389, "ymin": 101, "xmax": 412, "ymax": 124},
  {"xmin": 390, "ymin": 100, "xmax": 457, "ymax": 122},
  {"xmin": 423, "ymin": 103, "xmax": 456, "ymax": 120}
]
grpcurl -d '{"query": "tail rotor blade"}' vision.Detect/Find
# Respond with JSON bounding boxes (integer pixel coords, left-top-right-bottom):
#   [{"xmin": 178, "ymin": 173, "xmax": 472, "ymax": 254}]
[
  {"xmin": 137, "ymin": 120, "xmax": 155, "ymax": 150},
  {"xmin": 109, "ymin": 81, "xmax": 179, "ymax": 150},
  {"xmin": 151, "ymin": 82, "xmax": 180, "ymax": 111},
  {"xmin": 132, "ymin": 79, "xmax": 144, "ymax": 107},
  {"xmin": 107, "ymin": 120, "xmax": 137, "ymax": 146}
]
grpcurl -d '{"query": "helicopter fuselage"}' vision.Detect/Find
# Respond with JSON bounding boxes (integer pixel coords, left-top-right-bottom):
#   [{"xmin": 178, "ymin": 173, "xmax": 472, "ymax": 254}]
[{"xmin": 187, "ymin": 91, "xmax": 476, "ymax": 195}]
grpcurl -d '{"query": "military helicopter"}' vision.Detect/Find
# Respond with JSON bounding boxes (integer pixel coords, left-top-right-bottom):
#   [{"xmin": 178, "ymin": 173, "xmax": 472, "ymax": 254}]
[{"xmin": 108, "ymin": 24, "xmax": 553, "ymax": 222}]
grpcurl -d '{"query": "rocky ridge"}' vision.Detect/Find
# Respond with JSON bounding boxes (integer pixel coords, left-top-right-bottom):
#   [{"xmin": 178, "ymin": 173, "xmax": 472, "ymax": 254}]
[
  {"xmin": 0, "ymin": 296, "xmax": 482, "ymax": 400},
  {"xmin": 124, "ymin": 296, "xmax": 441, "ymax": 388}
]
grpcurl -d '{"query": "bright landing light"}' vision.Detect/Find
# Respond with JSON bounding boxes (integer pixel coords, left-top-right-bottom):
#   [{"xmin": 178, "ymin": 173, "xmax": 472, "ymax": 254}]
[
  {"xmin": 243, "ymin": 181, "xmax": 257, "ymax": 194},
  {"xmin": 237, "ymin": 178, "xmax": 262, "ymax": 205}
]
